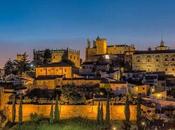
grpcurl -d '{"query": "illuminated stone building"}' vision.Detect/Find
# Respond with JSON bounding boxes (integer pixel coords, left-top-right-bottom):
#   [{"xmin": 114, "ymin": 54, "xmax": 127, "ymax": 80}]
[
  {"xmin": 34, "ymin": 62, "xmax": 73, "ymax": 89},
  {"xmin": 35, "ymin": 62, "xmax": 73, "ymax": 79},
  {"xmin": 33, "ymin": 48, "xmax": 80, "ymax": 68},
  {"xmin": 132, "ymin": 40, "xmax": 175, "ymax": 76},
  {"xmin": 16, "ymin": 53, "xmax": 28, "ymax": 62},
  {"xmin": 86, "ymin": 37, "xmax": 135, "ymax": 61}
]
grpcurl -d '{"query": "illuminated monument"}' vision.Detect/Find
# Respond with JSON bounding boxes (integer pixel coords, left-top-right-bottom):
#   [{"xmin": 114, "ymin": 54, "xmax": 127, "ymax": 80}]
[
  {"xmin": 85, "ymin": 37, "xmax": 135, "ymax": 61},
  {"xmin": 132, "ymin": 40, "xmax": 175, "ymax": 76}
]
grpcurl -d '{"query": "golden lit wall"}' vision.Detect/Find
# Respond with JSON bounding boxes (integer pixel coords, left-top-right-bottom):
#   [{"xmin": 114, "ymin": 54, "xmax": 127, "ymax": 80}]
[
  {"xmin": 100, "ymin": 83, "xmax": 127, "ymax": 91},
  {"xmin": 16, "ymin": 54, "xmax": 26, "ymax": 62},
  {"xmin": 96, "ymin": 39, "xmax": 107, "ymax": 55},
  {"xmin": 34, "ymin": 79, "xmax": 57, "ymax": 89},
  {"xmin": 132, "ymin": 53, "xmax": 175, "ymax": 76},
  {"xmin": 0, "ymin": 88, "xmax": 4, "ymax": 110},
  {"xmin": 86, "ymin": 48, "xmax": 97, "ymax": 60},
  {"xmin": 5, "ymin": 104, "xmax": 137, "ymax": 122},
  {"xmin": 35, "ymin": 66, "xmax": 72, "ymax": 78},
  {"xmin": 130, "ymin": 85, "xmax": 149, "ymax": 95},
  {"xmin": 61, "ymin": 79, "xmax": 101, "ymax": 86},
  {"xmin": 34, "ymin": 79, "xmax": 100, "ymax": 89},
  {"xmin": 67, "ymin": 51, "xmax": 80, "ymax": 68},
  {"xmin": 51, "ymin": 52, "xmax": 63, "ymax": 63}
]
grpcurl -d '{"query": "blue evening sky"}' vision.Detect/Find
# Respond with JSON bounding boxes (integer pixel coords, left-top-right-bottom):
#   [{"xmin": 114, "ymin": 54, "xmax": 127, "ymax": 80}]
[{"xmin": 0, "ymin": 0, "xmax": 175, "ymax": 66}]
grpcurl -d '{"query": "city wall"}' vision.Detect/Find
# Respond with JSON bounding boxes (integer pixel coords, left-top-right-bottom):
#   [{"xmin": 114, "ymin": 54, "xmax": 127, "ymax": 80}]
[{"xmin": 5, "ymin": 104, "xmax": 137, "ymax": 122}]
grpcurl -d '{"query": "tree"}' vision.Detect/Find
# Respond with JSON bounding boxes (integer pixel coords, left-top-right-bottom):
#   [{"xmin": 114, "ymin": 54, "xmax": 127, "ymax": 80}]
[
  {"xmin": 97, "ymin": 102, "xmax": 100, "ymax": 124},
  {"xmin": 43, "ymin": 49, "xmax": 52, "ymax": 64},
  {"xmin": 12, "ymin": 94, "xmax": 16, "ymax": 123},
  {"xmin": 14, "ymin": 52, "xmax": 30, "ymax": 76},
  {"xmin": 50, "ymin": 101, "xmax": 54, "ymax": 124},
  {"xmin": 54, "ymin": 94, "xmax": 60, "ymax": 123},
  {"xmin": 30, "ymin": 113, "xmax": 42, "ymax": 130},
  {"xmin": 105, "ymin": 92, "xmax": 110, "ymax": 125},
  {"xmin": 100, "ymin": 103, "xmax": 104, "ymax": 124},
  {"xmin": 123, "ymin": 95, "xmax": 131, "ymax": 130},
  {"xmin": 18, "ymin": 95, "xmax": 23, "ymax": 126},
  {"xmin": 4, "ymin": 59, "xmax": 16, "ymax": 76},
  {"xmin": 137, "ymin": 95, "xmax": 142, "ymax": 130},
  {"xmin": 61, "ymin": 84, "xmax": 86, "ymax": 104}
]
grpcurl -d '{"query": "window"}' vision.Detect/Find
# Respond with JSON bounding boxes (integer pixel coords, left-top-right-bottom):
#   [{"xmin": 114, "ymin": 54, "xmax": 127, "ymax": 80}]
[
  {"xmin": 156, "ymin": 59, "xmax": 159, "ymax": 62},
  {"xmin": 137, "ymin": 59, "xmax": 140, "ymax": 62},
  {"xmin": 165, "ymin": 58, "xmax": 168, "ymax": 61}
]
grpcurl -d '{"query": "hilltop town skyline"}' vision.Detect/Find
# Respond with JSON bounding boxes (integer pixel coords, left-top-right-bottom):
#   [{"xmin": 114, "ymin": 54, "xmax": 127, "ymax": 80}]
[{"xmin": 1, "ymin": 0, "xmax": 175, "ymax": 67}]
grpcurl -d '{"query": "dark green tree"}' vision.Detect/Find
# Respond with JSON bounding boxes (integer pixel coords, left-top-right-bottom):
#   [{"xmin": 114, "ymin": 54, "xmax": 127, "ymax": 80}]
[
  {"xmin": 61, "ymin": 84, "xmax": 86, "ymax": 104},
  {"xmin": 4, "ymin": 59, "xmax": 16, "ymax": 76},
  {"xmin": 14, "ymin": 52, "xmax": 30, "ymax": 76},
  {"xmin": 50, "ymin": 101, "xmax": 54, "ymax": 124},
  {"xmin": 12, "ymin": 94, "xmax": 16, "ymax": 123},
  {"xmin": 43, "ymin": 49, "xmax": 52, "ymax": 64},
  {"xmin": 97, "ymin": 102, "xmax": 101, "ymax": 124},
  {"xmin": 18, "ymin": 95, "xmax": 23, "ymax": 126},
  {"xmin": 123, "ymin": 95, "xmax": 131, "ymax": 130},
  {"xmin": 54, "ymin": 94, "xmax": 60, "ymax": 123},
  {"xmin": 30, "ymin": 113, "xmax": 42, "ymax": 130},
  {"xmin": 137, "ymin": 95, "xmax": 142, "ymax": 130},
  {"xmin": 100, "ymin": 103, "xmax": 104, "ymax": 124},
  {"xmin": 105, "ymin": 92, "xmax": 110, "ymax": 125}
]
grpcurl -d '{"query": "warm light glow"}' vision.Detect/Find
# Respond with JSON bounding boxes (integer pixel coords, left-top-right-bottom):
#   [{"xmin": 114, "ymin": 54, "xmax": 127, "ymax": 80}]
[
  {"xmin": 141, "ymin": 121, "xmax": 146, "ymax": 126},
  {"xmin": 112, "ymin": 126, "xmax": 117, "ymax": 130},
  {"xmin": 105, "ymin": 55, "xmax": 110, "ymax": 59},
  {"xmin": 151, "ymin": 88, "xmax": 155, "ymax": 93},
  {"xmin": 156, "ymin": 93, "xmax": 162, "ymax": 99}
]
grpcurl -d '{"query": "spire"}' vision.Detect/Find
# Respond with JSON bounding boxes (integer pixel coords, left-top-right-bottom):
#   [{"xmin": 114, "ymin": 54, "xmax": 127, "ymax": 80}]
[{"xmin": 160, "ymin": 33, "xmax": 164, "ymax": 46}]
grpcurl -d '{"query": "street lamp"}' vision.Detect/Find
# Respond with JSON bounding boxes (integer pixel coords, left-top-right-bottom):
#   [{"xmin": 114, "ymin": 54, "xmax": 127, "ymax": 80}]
[
  {"xmin": 141, "ymin": 121, "xmax": 146, "ymax": 130},
  {"xmin": 105, "ymin": 55, "xmax": 110, "ymax": 60},
  {"xmin": 112, "ymin": 126, "xmax": 117, "ymax": 130}
]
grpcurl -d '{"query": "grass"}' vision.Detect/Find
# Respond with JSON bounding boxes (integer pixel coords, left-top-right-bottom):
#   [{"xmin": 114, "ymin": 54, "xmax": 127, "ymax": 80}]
[{"xmin": 8, "ymin": 118, "xmax": 122, "ymax": 130}]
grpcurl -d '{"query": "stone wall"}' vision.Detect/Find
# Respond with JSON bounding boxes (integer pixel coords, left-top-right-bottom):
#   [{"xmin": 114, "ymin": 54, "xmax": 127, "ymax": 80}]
[{"xmin": 5, "ymin": 104, "xmax": 137, "ymax": 122}]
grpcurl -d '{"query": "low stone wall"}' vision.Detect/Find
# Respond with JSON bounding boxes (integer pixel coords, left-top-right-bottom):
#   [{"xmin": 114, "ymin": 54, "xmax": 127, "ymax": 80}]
[{"xmin": 5, "ymin": 104, "xmax": 136, "ymax": 122}]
